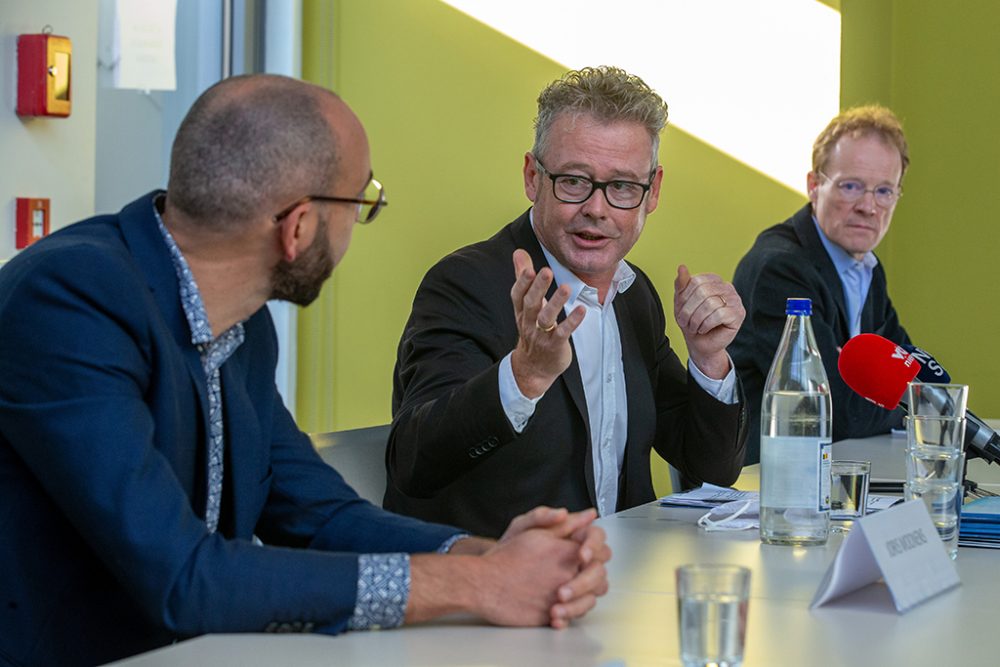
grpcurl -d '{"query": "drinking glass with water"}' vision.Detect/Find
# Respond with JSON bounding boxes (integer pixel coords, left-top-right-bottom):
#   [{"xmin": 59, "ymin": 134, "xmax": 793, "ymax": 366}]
[
  {"xmin": 830, "ymin": 460, "xmax": 871, "ymax": 533},
  {"xmin": 676, "ymin": 564, "xmax": 751, "ymax": 667},
  {"xmin": 905, "ymin": 445, "xmax": 965, "ymax": 559}
]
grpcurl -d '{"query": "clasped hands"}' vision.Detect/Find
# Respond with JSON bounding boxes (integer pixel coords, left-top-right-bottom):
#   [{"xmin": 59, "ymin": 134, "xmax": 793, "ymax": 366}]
[{"xmin": 450, "ymin": 506, "xmax": 611, "ymax": 629}]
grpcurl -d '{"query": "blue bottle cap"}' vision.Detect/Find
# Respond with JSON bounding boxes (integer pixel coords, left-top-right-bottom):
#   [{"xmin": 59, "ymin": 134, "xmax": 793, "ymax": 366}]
[{"xmin": 785, "ymin": 297, "xmax": 812, "ymax": 316}]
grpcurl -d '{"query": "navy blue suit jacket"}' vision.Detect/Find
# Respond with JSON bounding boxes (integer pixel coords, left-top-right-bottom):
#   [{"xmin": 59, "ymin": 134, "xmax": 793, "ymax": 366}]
[{"xmin": 0, "ymin": 193, "xmax": 457, "ymax": 666}]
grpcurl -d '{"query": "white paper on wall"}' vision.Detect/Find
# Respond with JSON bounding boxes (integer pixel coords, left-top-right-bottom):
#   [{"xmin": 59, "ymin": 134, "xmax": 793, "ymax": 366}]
[{"xmin": 104, "ymin": 0, "xmax": 177, "ymax": 91}]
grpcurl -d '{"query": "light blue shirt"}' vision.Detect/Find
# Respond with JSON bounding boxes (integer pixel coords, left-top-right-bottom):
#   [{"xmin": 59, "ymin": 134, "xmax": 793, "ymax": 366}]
[
  {"xmin": 812, "ymin": 216, "xmax": 878, "ymax": 338},
  {"xmin": 499, "ymin": 210, "xmax": 737, "ymax": 515}
]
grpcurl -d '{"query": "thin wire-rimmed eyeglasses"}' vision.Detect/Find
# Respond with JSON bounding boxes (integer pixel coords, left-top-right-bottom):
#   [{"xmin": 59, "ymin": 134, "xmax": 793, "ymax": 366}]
[
  {"xmin": 535, "ymin": 157, "xmax": 653, "ymax": 210},
  {"xmin": 817, "ymin": 170, "xmax": 901, "ymax": 208},
  {"xmin": 272, "ymin": 174, "xmax": 387, "ymax": 224}
]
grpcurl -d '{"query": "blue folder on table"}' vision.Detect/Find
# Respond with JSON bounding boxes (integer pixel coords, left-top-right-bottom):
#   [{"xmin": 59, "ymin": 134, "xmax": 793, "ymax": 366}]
[{"xmin": 960, "ymin": 497, "xmax": 1000, "ymax": 545}]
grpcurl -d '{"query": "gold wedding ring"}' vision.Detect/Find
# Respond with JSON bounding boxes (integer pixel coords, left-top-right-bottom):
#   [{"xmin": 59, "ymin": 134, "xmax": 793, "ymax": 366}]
[
  {"xmin": 718, "ymin": 295, "xmax": 728, "ymax": 308},
  {"xmin": 535, "ymin": 319, "xmax": 557, "ymax": 333}
]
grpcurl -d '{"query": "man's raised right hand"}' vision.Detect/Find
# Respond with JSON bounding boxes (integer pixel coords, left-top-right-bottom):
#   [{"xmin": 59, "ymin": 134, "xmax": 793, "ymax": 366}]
[{"xmin": 509, "ymin": 249, "xmax": 586, "ymax": 398}]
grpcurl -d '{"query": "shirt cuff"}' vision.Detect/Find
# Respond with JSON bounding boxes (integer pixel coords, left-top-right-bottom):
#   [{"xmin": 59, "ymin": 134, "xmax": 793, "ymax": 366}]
[
  {"xmin": 498, "ymin": 352, "xmax": 542, "ymax": 433},
  {"xmin": 347, "ymin": 553, "xmax": 410, "ymax": 631},
  {"xmin": 437, "ymin": 533, "xmax": 471, "ymax": 553},
  {"xmin": 688, "ymin": 355, "xmax": 738, "ymax": 404}
]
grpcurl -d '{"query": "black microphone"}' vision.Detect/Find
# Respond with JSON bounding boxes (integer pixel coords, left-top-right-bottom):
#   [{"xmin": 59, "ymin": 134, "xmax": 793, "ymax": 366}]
[
  {"xmin": 839, "ymin": 335, "xmax": 1000, "ymax": 465},
  {"xmin": 900, "ymin": 346, "xmax": 1000, "ymax": 465},
  {"xmin": 902, "ymin": 352, "xmax": 1000, "ymax": 463},
  {"xmin": 902, "ymin": 343, "xmax": 952, "ymax": 383}
]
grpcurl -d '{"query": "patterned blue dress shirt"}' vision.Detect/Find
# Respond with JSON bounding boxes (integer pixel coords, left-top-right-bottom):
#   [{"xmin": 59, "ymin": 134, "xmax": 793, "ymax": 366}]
[{"xmin": 152, "ymin": 195, "xmax": 464, "ymax": 631}]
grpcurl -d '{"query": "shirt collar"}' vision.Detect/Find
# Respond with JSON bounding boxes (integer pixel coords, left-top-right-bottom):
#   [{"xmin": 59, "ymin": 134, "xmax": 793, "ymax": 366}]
[
  {"xmin": 812, "ymin": 214, "xmax": 878, "ymax": 274},
  {"xmin": 153, "ymin": 194, "xmax": 245, "ymax": 347},
  {"xmin": 528, "ymin": 208, "xmax": 635, "ymax": 306}
]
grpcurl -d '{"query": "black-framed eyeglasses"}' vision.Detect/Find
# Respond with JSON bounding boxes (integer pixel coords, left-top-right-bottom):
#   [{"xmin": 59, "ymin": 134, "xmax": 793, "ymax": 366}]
[
  {"xmin": 817, "ymin": 170, "xmax": 901, "ymax": 208},
  {"xmin": 272, "ymin": 174, "xmax": 387, "ymax": 224},
  {"xmin": 534, "ymin": 157, "xmax": 653, "ymax": 210}
]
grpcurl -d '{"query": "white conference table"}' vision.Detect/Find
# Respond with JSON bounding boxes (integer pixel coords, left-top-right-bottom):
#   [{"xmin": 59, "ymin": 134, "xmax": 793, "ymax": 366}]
[{"xmin": 109, "ymin": 434, "xmax": 1000, "ymax": 667}]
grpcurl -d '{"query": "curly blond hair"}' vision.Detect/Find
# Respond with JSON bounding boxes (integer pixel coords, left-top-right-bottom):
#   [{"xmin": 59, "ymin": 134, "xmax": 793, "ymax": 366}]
[{"xmin": 812, "ymin": 105, "xmax": 909, "ymax": 180}]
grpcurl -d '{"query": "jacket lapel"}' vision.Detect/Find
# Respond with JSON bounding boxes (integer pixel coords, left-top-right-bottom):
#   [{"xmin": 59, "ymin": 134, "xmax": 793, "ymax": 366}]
[
  {"xmin": 612, "ymin": 293, "xmax": 644, "ymax": 506},
  {"xmin": 860, "ymin": 265, "xmax": 886, "ymax": 332},
  {"xmin": 509, "ymin": 213, "xmax": 595, "ymax": 503},
  {"xmin": 118, "ymin": 193, "xmax": 202, "ymax": 359},
  {"xmin": 117, "ymin": 191, "xmax": 213, "ymax": 504},
  {"xmin": 219, "ymin": 352, "xmax": 262, "ymax": 537},
  {"xmin": 791, "ymin": 207, "xmax": 851, "ymax": 338}
]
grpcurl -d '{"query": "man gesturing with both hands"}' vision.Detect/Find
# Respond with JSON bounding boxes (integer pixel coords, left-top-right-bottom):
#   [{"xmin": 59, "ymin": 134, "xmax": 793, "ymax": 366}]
[{"xmin": 387, "ymin": 66, "xmax": 748, "ymax": 537}]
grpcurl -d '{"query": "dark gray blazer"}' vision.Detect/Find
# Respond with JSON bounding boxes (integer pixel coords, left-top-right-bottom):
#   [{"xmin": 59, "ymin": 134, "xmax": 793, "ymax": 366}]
[
  {"xmin": 730, "ymin": 204, "xmax": 911, "ymax": 464},
  {"xmin": 386, "ymin": 210, "xmax": 747, "ymax": 537}
]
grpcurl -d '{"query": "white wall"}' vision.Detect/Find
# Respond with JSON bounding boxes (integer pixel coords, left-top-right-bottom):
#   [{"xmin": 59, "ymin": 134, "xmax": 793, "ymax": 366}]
[
  {"xmin": 0, "ymin": 0, "xmax": 99, "ymax": 258},
  {"xmin": 93, "ymin": 88, "xmax": 167, "ymax": 214},
  {"xmin": 94, "ymin": 0, "xmax": 223, "ymax": 215},
  {"xmin": 1, "ymin": 0, "xmax": 301, "ymax": 415},
  {"xmin": 92, "ymin": 0, "xmax": 302, "ymax": 415}
]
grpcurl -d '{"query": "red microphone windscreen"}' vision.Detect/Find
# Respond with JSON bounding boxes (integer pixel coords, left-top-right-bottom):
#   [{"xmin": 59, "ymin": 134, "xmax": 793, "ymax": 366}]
[{"xmin": 838, "ymin": 333, "xmax": 921, "ymax": 409}]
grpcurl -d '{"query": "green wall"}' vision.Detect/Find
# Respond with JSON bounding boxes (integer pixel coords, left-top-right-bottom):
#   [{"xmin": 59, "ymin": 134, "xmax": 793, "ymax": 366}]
[
  {"xmin": 298, "ymin": 0, "xmax": 803, "ymax": 494},
  {"xmin": 841, "ymin": 0, "xmax": 1000, "ymax": 419},
  {"xmin": 298, "ymin": 0, "xmax": 563, "ymax": 432},
  {"xmin": 298, "ymin": 0, "xmax": 1000, "ymax": 495}
]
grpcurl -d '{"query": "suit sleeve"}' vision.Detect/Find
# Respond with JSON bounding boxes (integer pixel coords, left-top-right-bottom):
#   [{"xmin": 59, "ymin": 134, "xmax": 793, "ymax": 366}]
[
  {"xmin": 742, "ymin": 251, "xmax": 908, "ymax": 440},
  {"xmin": 257, "ymin": 393, "xmax": 460, "ymax": 556},
  {"xmin": 389, "ymin": 254, "xmax": 521, "ymax": 498},
  {"xmin": 0, "ymin": 245, "xmax": 454, "ymax": 637},
  {"xmin": 640, "ymin": 275, "xmax": 748, "ymax": 486}
]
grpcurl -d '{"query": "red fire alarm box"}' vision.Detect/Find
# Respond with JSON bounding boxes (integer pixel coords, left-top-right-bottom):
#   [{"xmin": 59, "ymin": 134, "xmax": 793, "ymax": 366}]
[
  {"xmin": 15, "ymin": 198, "xmax": 51, "ymax": 249},
  {"xmin": 17, "ymin": 33, "xmax": 72, "ymax": 117}
]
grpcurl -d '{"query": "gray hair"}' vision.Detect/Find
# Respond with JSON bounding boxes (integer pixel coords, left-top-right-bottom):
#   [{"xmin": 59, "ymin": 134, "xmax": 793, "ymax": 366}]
[
  {"xmin": 167, "ymin": 74, "xmax": 340, "ymax": 228},
  {"xmin": 532, "ymin": 66, "xmax": 669, "ymax": 170}
]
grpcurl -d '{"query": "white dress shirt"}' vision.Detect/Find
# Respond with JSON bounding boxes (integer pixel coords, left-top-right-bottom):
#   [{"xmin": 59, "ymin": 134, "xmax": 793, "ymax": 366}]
[{"xmin": 498, "ymin": 212, "xmax": 737, "ymax": 515}]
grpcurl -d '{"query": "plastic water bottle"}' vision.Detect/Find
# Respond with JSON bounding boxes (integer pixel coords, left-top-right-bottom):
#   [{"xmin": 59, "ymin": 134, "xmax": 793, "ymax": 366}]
[{"xmin": 759, "ymin": 297, "xmax": 832, "ymax": 545}]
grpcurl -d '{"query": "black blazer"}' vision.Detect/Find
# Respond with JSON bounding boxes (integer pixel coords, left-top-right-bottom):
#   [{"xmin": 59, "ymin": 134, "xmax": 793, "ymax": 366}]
[
  {"xmin": 730, "ymin": 204, "xmax": 911, "ymax": 464},
  {"xmin": 385, "ymin": 211, "xmax": 747, "ymax": 537}
]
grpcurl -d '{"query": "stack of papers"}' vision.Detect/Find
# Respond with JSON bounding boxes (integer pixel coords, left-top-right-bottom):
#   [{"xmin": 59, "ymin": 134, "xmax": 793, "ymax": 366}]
[
  {"xmin": 660, "ymin": 484, "xmax": 902, "ymax": 513},
  {"xmin": 867, "ymin": 495, "xmax": 906, "ymax": 512},
  {"xmin": 659, "ymin": 483, "xmax": 756, "ymax": 509},
  {"xmin": 959, "ymin": 496, "xmax": 1000, "ymax": 549}
]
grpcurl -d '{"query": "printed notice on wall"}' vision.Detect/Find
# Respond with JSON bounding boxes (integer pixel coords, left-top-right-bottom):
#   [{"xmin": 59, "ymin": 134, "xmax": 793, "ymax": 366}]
[{"xmin": 101, "ymin": 0, "xmax": 177, "ymax": 90}]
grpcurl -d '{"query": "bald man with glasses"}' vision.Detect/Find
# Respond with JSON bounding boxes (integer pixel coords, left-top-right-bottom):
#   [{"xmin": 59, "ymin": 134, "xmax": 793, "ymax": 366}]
[
  {"xmin": 730, "ymin": 104, "xmax": 914, "ymax": 465},
  {"xmin": 386, "ymin": 66, "xmax": 748, "ymax": 538}
]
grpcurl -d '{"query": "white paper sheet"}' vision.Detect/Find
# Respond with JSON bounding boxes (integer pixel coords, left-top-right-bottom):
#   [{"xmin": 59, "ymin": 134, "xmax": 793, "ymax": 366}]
[
  {"xmin": 112, "ymin": 0, "xmax": 177, "ymax": 90},
  {"xmin": 659, "ymin": 483, "xmax": 757, "ymax": 508}
]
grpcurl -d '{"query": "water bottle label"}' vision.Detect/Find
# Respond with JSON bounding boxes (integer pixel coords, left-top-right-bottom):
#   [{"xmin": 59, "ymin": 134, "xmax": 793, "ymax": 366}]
[
  {"xmin": 761, "ymin": 436, "xmax": 833, "ymax": 510},
  {"xmin": 819, "ymin": 441, "xmax": 832, "ymax": 511}
]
